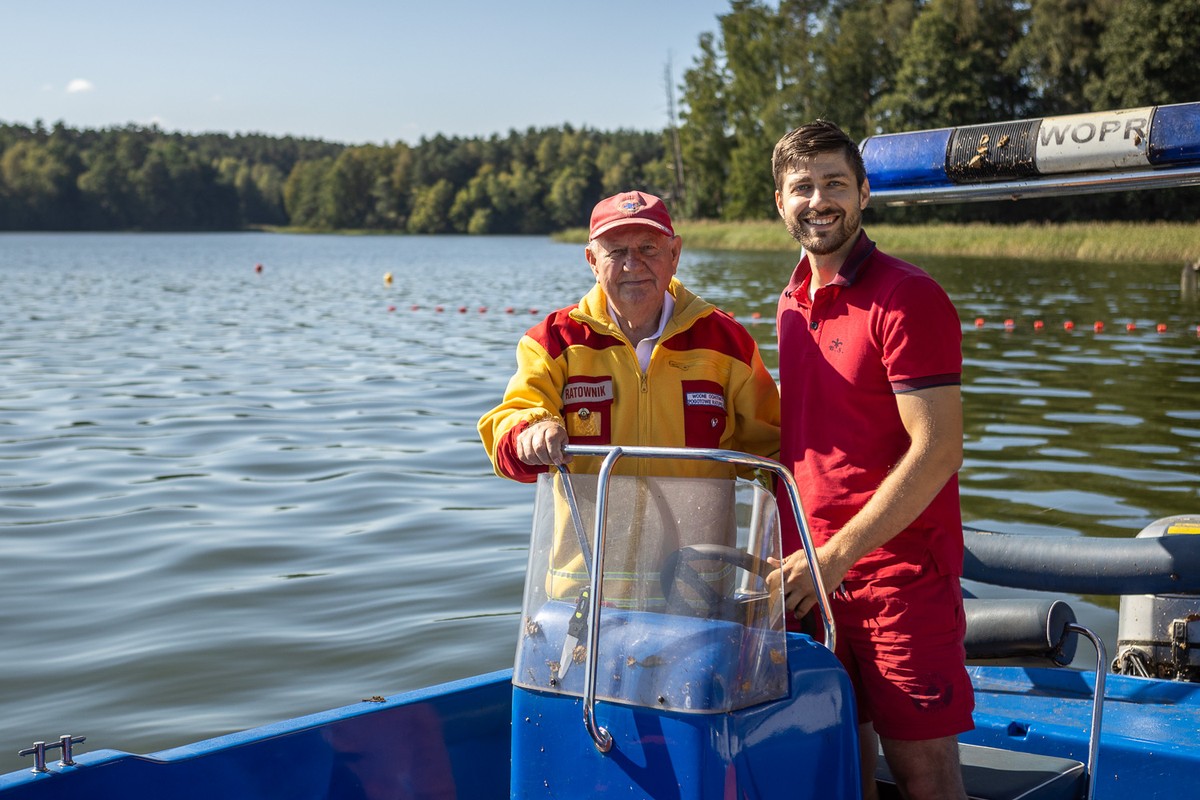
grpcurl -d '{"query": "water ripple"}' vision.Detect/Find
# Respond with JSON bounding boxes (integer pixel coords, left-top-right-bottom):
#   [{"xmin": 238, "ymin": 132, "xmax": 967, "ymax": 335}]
[{"xmin": 1, "ymin": 233, "xmax": 1197, "ymax": 773}]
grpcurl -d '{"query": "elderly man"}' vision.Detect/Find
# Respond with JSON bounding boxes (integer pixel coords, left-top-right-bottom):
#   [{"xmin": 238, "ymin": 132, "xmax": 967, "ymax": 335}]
[{"xmin": 479, "ymin": 190, "xmax": 779, "ymax": 481}]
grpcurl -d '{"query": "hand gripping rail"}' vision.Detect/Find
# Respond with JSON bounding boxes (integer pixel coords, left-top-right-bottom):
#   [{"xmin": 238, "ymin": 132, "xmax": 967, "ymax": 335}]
[{"xmin": 560, "ymin": 445, "xmax": 835, "ymax": 753}]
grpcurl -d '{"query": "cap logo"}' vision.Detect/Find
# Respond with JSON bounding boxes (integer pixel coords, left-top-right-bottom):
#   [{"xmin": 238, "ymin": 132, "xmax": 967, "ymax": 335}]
[{"xmin": 618, "ymin": 197, "xmax": 644, "ymax": 215}]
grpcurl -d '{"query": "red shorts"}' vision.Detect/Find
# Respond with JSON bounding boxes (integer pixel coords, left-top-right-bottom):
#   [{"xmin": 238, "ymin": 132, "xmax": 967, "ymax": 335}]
[{"xmin": 832, "ymin": 567, "xmax": 975, "ymax": 740}]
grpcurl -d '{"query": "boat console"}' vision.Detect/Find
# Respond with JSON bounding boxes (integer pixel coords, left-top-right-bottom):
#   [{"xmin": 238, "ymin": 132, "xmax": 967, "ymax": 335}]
[{"xmin": 510, "ymin": 446, "xmax": 860, "ymax": 798}]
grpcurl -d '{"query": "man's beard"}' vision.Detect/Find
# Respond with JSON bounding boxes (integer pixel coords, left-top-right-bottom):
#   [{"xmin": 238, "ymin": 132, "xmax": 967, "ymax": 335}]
[{"xmin": 784, "ymin": 205, "xmax": 861, "ymax": 255}]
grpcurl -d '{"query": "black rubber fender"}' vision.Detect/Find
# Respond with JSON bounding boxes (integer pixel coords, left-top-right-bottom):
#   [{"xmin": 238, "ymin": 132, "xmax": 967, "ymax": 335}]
[
  {"xmin": 963, "ymin": 526, "xmax": 1200, "ymax": 595},
  {"xmin": 963, "ymin": 598, "xmax": 1078, "ymax": 666}
]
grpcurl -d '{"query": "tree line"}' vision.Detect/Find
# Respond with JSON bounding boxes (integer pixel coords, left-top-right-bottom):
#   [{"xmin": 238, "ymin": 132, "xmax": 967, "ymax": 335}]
[{"xmin": 2, "ymin": 0, "xmax": 1198, "ymax": 233}]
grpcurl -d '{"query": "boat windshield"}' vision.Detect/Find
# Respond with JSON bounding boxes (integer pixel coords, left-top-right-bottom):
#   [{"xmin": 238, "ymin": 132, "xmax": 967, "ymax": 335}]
[{"xmin": 513, "ymin": 470, "xmax": 788, "ymax": 714}]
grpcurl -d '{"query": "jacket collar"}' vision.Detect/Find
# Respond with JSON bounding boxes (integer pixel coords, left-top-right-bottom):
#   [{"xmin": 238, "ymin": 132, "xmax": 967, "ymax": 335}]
[{"xmin": 573, "ymin": 277, "xmax": 710, "ymax": 341}]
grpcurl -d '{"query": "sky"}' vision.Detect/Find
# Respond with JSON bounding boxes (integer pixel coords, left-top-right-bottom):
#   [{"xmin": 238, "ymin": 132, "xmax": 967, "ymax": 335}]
[{"xmin": 2, "ymin": 0, "xmax": 735, "ymax": 145}]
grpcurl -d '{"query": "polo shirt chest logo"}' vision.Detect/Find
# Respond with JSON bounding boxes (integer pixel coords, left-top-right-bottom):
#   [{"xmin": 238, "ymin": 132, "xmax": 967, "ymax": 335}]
[{"xmin": 828, "ymin": 337, "xmax": 845, "ymax": 354}]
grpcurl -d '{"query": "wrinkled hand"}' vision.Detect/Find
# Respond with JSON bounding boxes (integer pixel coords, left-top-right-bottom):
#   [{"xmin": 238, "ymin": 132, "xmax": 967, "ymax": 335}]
[{"xmin": 516, "ymin": 419, "xmax": 572, "ymax": 466}]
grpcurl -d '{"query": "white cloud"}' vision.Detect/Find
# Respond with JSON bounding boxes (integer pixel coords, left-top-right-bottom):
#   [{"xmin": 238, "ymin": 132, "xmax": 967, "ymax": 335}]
[{"xmin": 66, "ymin": 79, "xmax": 94, "ymax": 94}]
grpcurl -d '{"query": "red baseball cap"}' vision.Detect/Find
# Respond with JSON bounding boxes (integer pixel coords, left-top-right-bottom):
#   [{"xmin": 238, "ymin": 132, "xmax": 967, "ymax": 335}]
[{"xmin": 588, "ymin": 191, "xmax": 675, "ymax": 239}]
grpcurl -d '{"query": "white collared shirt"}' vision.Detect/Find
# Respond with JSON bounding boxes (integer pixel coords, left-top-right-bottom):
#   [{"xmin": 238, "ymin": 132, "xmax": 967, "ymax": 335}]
[{"xmin": 609, "ymin": 291, "xmax": 674, "ymax": 372}]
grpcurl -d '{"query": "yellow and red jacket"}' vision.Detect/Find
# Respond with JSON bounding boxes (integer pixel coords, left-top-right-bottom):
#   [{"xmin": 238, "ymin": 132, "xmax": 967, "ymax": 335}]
[{"xmin": 478, "ymin": 278, "xmax": 780, "ymax": 482}]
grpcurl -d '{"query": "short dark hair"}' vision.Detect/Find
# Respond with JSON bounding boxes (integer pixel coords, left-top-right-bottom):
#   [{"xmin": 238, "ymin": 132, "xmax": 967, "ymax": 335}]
[{"xmin": 772, "ymin": 120, "xmax": 866, "ymax": 192}]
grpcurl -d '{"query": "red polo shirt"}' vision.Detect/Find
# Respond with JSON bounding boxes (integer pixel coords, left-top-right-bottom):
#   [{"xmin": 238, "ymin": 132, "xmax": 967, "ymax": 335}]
[{"xmin": 776, "ymin": 232, "xmax": 963, "ymax": 580}]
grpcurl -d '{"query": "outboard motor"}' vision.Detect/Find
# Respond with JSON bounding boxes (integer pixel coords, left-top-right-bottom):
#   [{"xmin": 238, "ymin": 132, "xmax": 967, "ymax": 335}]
[{"xmin": 1113, "ymin": 515, "xmax": 1200, "ymax": 681}]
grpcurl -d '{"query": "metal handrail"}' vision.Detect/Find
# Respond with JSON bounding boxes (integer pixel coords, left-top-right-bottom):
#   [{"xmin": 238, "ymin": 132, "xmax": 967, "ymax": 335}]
[
  {"xmin": 562, "ymin": 444, "xmax": 835, "ymax": 753},
  {"xmin": 1065, "ymin": 622, "xmax": 1108, "ymax": 800}
]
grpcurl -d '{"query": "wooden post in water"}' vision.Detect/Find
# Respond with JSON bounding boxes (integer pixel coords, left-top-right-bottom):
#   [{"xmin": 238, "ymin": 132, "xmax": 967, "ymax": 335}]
[{"xmin": 1183, "ymin": 259, "xmax": 1200, "ymax": 302}]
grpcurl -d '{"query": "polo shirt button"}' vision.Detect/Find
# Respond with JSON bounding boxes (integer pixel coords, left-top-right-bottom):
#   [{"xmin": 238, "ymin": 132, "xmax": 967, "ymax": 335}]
[{"xmin": 809, "ymin": 321, "xmax": 819, "ymax": 330}]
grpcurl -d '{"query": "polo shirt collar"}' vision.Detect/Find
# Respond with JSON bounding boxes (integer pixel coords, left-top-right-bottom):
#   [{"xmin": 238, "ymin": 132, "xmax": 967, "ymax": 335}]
[
  {"xmin": 829, "ymin": 231, "xmax": 877, "ymax": 287},
  {"xmin": 784, "ymin": 231, "xmax": 878, "ymax": 298}
]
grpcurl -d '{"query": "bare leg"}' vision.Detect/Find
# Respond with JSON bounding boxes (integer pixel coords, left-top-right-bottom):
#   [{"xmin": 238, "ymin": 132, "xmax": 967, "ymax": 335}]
[
  {"xmin": 879, "ymin": 734, "xmax": 966, "ymax": 800},
  {"xmin": 859, "ymin": 723, "xmax": 880, "ymax": 800}
]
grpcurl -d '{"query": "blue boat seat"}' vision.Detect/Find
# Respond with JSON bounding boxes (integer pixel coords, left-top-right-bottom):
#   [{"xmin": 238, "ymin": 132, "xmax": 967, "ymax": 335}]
[{"xmin": 876, "ymin": 743, "xmax": 1085, "ymax": 800}]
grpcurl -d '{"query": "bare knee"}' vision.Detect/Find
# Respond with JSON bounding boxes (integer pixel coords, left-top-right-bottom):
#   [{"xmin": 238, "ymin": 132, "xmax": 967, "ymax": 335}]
[{"xmin": 879, "ymin": 735, "xmax": 965, "ymax": 800}]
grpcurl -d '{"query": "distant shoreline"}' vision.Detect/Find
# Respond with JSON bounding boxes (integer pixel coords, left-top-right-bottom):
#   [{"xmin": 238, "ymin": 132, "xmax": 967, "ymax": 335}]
[{"xmin": 553, "ymin": 221, "xmax": 1200, "ymax": 265}]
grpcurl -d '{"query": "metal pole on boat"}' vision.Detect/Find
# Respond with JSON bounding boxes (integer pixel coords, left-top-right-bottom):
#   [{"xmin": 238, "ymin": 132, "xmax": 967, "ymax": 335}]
[
  {"xmin": 1067, "ymin": 623, "xmax": 1108, "ymax": 800},
  {"xmin": 555, "ymin": 465, "xmax": 593, "ymax": 574},
  {"xmin": 579, "ymin": 447, "xmax": 622, "ymax": 753},
  {"xmin": 552, "ymin": 465, "xmax": 598, "ymax": 683}
]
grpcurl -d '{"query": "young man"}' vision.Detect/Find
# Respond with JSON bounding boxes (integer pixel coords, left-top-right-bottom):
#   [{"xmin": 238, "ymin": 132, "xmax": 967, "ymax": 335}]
[{"xmin": 771, "ymin": 121, "xmax": 971, "ymax": 800}]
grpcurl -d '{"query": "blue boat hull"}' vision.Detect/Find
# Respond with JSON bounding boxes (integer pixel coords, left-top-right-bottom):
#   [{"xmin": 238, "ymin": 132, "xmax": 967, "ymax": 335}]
[
  {"xmin": 0, "ymin": 670, "xmax": 514, "ymax": 800},
  {"xmin": 4, "ymin": 651, "xmax": 1199, "ymax": 799},
  {"xmin": 966, "ymin": 666, "xmax": 1200, "ymax": 793}
]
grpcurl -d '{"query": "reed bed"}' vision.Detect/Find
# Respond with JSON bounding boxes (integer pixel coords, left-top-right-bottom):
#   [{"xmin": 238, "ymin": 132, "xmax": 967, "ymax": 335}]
[{"xmin": 556, "ymin": 221, "xmax": 1200, "ymax": 265}]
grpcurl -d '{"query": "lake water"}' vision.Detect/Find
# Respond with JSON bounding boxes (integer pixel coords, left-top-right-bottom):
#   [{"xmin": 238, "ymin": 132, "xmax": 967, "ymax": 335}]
[{"xmin": 2, "ymin": 232, "xmax": 1198, "ymax": 774}]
